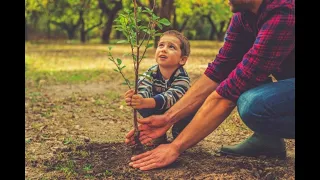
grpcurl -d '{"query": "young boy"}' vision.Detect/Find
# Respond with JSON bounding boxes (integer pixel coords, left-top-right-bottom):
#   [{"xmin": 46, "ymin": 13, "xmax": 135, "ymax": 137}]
[{"xmin": 124, "ymin": 30, "xmax": 194, "ymax": 145}]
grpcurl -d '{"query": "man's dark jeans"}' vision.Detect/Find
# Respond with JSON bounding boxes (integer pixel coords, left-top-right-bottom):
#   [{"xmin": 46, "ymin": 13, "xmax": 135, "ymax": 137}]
[{"xmin": 237, "ymin": 78, "xmax": 295, "ymax": 139}]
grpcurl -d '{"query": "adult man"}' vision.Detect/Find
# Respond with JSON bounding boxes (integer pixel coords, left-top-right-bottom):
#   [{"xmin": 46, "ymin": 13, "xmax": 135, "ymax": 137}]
[{"xmin": 125, "ymin": 0, "xmax": 295, "ymax": 171}]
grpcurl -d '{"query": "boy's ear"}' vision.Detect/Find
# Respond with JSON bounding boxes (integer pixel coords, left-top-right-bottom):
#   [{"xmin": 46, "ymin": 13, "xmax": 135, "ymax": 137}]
[{"xmin": 179, "ymin": 56, "xmax": 188, "ymax": 65}]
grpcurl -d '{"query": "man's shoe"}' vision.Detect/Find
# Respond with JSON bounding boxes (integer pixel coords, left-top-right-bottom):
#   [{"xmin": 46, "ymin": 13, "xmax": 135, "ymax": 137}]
[{"xmin": 219, "ymin": 133, "xmax": 286, "ymax": 159}]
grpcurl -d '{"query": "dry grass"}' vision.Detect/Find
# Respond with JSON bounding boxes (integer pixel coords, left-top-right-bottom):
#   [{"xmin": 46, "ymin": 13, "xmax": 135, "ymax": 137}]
[{"xmin": 25, "ymin": 40, "xmax": 224, "ymax": 86}]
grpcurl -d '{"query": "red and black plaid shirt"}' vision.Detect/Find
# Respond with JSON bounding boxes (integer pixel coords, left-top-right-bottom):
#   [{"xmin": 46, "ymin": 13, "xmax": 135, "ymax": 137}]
[{"xmin": 204, "ymin": 0, "xmax": 295, "ymax": 102}]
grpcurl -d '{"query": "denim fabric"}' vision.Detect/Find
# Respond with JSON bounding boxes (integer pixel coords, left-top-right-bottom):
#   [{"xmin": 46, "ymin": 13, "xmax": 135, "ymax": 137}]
[{"xmin": 237, "ymin": 78, "xmax": 295, "ymax": 139}]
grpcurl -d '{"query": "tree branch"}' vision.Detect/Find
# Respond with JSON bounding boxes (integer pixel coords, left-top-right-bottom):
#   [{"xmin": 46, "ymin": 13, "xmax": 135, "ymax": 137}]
[
  {"xmin": 98, "ymin": 0, "xmax": 110, "ymax": 14},
  {"xmin": 136, "ymin": 0, "xmax": 147, "ymax": 9},
  {"xmin": 50, "ymin": 20, "xmax": 70, "ymax": 31},
  {"xmin": 85, "ymin": 12, "xmax": 104, "ymax": 33}
]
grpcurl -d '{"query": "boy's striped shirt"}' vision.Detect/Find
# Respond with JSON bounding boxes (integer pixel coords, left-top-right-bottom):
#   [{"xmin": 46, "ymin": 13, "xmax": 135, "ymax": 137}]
[{"xmin": 138, "ymin": 64, "xmax": 190, "ymax": 111}]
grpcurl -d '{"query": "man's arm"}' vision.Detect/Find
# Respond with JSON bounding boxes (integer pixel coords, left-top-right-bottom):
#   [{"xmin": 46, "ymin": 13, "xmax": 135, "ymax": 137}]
[
  {"xmin": 171, "ymin": 91, "xmax": 235, "ymax": 153},
  {"xmin": 165, "ymin": 74, "xmax": 219, "ymax": 125},
  {"xmin": 216, "ymin": 6, "xmax": 295, "ymax": 102},
  {"xmin": 129, "ymin": 91, "xmax": 236, "ymax": 170}
]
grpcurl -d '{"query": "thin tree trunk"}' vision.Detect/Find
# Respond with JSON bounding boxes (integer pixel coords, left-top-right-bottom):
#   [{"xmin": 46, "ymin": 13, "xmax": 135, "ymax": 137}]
[
  {"xmin": 99, "ymin": 0, "xmax": 122, "ymax": 44},
  {"xmin": 205, "ymin": 15, "xmax": 217, "ymax": 40},
  {"xmin": 80, "ymin": 11, "xmax": 86, "ymax": 43},
  {"xmin": 154, "ymin": 0, "xmax": 174, "ymax": 48},
  {"xmin": 47, "ymin": 21, "xmax": 51, "ymax": 40},
  {"xmin": 25, "ymin": 18, "xmax": 28, "ymax": 41},
  {"xmin": 217, "ymin": 21, "xmax": 227, "ymax": 41}
]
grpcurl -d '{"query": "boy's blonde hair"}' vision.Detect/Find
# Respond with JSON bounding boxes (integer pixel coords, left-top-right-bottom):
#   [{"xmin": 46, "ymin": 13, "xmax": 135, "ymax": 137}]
[{"xmin": 161, "ymin": 30, "xmax": 190, "ymax": 57}]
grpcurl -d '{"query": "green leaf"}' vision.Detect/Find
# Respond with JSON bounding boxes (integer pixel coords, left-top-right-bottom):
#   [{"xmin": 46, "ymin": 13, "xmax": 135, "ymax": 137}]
[
  {"xmin": 120, "ymin": 65, "xmax": 126, "ymax": 70},
  {"xmin": 116, "ymin": 58, "xmax": 122, "ymax": 65},
  {"xmin": 142, "ymin": 10, "xmax": 149, "ymax": 13},
  {"xmin": 152, "ymin": 14, "xmax": 159, "ymax": 21},
  {"xmin": 123, "ymin": 53, "xmax": 131, "ymax": 57},
  {"xmin": 155, "ymin": 33, "xmax": 163, "ymax": 37},
  {"xmin": 108, "ymin": 46, "xmax": 113, "ymax": 51},
  {"xmin": 124, "ymin": 8, "xmax": 131, "ymax": 14},
  {"xmin": 159, "ymin": 18, "xmax": 171, "ymax": 26},
  {"xmin": 117, "ymin": 40, "xmax": 128, "ymax": 44},
  {"xmin": 115, "ymin": 28, "xmax": 124, "ymax": 31},
  {"xmin": 146, "ymin": 43, "xmax": 153, "ymax": 49},
  {"xmin": 157, "ymin": 23, "xmax": 163, "ymax": 30},
  {"xmin": 113, "ymin": 69, "xmax": 119, "ymax": 72},
  {"xmin": 142, "ymin": 28, "xmax": 151, "ymax": 34}
]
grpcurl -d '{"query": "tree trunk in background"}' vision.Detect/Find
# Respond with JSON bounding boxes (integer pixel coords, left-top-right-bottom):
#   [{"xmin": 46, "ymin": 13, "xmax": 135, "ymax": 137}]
[
  {"xmin": 79, "ymin": 11, "xmax": 86, "ymax": 43},
  {"xmin": 67, "ymin": 30, "xmax": 76, "ymax": 40},
  {"xmin": 153, "ymin": 0, "xmax": 174, "ymax": 48},
  {"xmin": 217, "ymin": 21, "xmax": 226, "ymax": 41},
  {"xmin": 25, "ymin": 18, "xmax": 28, "ymax": 41},
  {"xmin": 205, "ymin": 15, "xmax": 217, "ymax": 40},
  {"xmin": 172, "ymin": 5, "xmax": 177, "ymax": 30},
  {"xmin": 51, "ymin": 18, "xmax": 81, "ymax": 40},
  {"xmin": 47, "ymin": 21, "xmax": 51, "ymax": 40},
  {"xmin": 116, "ymin": 30, "xmax": 121, "ymax": 39},
  {"xmin": 101, "ymin": 13, "xmax": 115, "ymax": 44},
  {"xmin": 99, "ymin": 0, "xmax": 123, "ymax": 44},
  {"xmin": 179, "ymin": 18, "xmax": 189, "ymax": 32}
]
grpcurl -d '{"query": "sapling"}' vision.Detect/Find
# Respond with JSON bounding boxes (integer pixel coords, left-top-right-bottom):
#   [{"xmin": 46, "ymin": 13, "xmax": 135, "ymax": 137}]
[{"xmin": 107, "ymin": 0, "xmax": 170, "ymax": 152}]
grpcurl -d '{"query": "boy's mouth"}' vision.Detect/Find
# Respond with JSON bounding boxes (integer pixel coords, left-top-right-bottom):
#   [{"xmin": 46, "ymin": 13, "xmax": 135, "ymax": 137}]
[{"xmin": 159, "ymin": 55, "xmax": 168, "ymax": 60}]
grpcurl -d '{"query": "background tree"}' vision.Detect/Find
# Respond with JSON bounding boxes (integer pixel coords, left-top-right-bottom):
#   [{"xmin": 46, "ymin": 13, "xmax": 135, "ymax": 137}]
[
  {"xmin": 98, "ymin": 0, "xmax": 123, "ymax": 44},
  {"xmin": 79, "ymin": 0, "xmax": 104, "ymax": 43}
]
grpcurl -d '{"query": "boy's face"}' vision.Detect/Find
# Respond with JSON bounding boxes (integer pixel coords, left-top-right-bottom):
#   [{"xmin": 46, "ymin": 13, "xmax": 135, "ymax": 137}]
[{"xmin": 155, "ymin": 35, "xmax": 187, "ymax": 69}]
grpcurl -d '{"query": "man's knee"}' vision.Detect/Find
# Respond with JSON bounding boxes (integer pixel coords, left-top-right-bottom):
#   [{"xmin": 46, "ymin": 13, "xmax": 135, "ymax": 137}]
[{"xmin": 237, "ymin": 89, "xmax": 264, "ymax": 126}]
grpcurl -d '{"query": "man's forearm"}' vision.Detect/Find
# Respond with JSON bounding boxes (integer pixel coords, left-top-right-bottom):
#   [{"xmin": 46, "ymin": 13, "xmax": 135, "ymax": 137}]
[
  {"xmin": 171, "ymin": 91, "xmax": 236, "ymax": 153},
  {"xmin": 166, "ymin": 74, "xmax": 219, "ymax": 125}
]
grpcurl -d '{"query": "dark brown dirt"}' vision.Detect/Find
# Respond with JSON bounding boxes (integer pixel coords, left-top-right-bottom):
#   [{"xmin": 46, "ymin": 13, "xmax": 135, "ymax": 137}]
[
  {"xmin": 25, "ymin": 83, "xmax": 295, "ymax": 179},
  {"xmin": 43, "ymin": 142, "xmax": 294, "ymax": 179}
]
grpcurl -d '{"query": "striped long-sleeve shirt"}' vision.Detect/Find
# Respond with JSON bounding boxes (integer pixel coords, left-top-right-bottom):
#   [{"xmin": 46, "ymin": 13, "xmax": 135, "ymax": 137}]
[
  {"xmin": 137, "ymin": 64, "xmax": 190, "ymax": 111},
  {"xmin": 204, "ymin": 0, "xmax": 295, "ymax": 102}
]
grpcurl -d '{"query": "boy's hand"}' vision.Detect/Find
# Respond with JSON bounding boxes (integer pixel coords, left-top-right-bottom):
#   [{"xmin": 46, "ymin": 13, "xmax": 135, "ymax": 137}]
[
  {"xmin": 131, "ymin": 94, "xmax": 145, "ymax": 109},
  {"xmin": 124, "ymin": 89, "xmax": 135, "ymax": 106},
  {"xmin": 125, "ymin": 90, "xmax": 146, "ymax": 109}
]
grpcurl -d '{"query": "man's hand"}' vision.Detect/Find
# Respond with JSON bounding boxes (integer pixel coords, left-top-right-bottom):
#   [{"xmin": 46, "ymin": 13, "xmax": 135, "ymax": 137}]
[
  {"xmin": 125, "ymin": 117, "xmax": 172, "ymax": 145},
  {"xmin": 129, "ymin": 143, "xmax": 180, "ymax": 170},
  {"xmin": 137, "ymin": 114, "xmax": 170, "ymax": 127}
]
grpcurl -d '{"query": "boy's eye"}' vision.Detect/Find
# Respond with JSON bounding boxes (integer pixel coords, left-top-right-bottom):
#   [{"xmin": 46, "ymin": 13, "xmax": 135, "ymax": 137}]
[
  {"xmin": 158, "ymin": 44, "xmax": 164, "ymax": 47},
  {"xmin": 169, "ymin": 45, "xmax": 176, "ymax": 49}
]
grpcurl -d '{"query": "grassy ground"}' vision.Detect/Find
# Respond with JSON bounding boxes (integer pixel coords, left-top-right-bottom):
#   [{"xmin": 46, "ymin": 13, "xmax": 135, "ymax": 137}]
[{"xmin": 25, "ymin": 40, "xmax": 295, "ymax": 179}]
